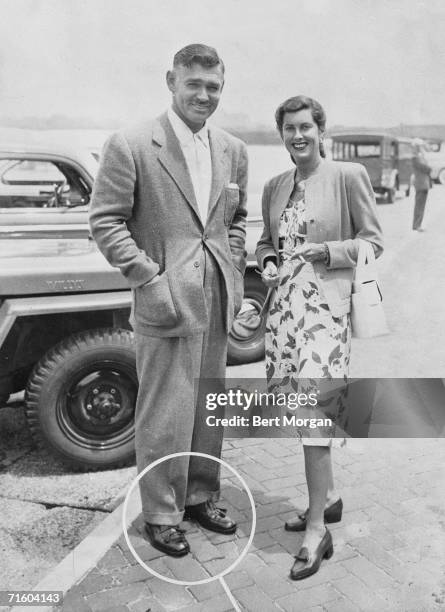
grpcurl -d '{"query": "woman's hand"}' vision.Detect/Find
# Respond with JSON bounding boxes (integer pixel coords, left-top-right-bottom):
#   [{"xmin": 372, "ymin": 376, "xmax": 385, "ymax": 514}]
[
  {"xmin": 294, "ymin": 243, "xmax": 326, "ymax": 263},
  {"xmin": 261, "ymin": 261, "xmax": 280, "ymax": 288}
]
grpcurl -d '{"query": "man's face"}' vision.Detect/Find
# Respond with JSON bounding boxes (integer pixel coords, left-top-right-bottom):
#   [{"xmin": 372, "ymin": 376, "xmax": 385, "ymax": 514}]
[{"xmin": 167, "ymin": 62, "xmax": 224, "ymax": 132}]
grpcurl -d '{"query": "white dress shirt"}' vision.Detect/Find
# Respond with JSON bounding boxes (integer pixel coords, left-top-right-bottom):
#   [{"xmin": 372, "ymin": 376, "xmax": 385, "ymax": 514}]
[{"xmin": 168, "ymin": 107, "xmax": 212, "ymax": 224}]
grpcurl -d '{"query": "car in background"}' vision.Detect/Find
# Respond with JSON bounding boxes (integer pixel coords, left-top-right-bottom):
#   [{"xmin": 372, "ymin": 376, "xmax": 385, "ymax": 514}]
[
  {"xmin": 423, "ymin": 140, "xmax": 445, "ymax": 185},
  {"xmin": 0, "ymin": 140, "xmax": 100, "ymax": 237},
  {"xmin": 0, "ymin": 128, "xmax": 107, "ymax": 235},
  {"xmin": 330, "ymin": 131, "xmax": 415, "ymax": 203}
]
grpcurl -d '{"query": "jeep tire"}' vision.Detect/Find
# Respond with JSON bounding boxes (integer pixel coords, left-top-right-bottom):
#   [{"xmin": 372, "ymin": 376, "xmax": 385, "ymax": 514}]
[
  {"xmin": 227, "ymin": 273, "xmax": 268, "ymax": 365},
  {"xmin": 25, "ymin": 328, "xmax": 137, "ymax": 471}
]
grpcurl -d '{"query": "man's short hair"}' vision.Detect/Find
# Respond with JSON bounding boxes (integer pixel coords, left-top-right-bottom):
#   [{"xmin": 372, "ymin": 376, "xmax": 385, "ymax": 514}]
[{"xmin": 173, "ymin": 44, "xmax": 225, "ymax": 74}]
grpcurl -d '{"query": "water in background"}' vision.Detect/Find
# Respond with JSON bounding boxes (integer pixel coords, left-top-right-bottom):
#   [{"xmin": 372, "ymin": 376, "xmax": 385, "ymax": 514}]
[{"xmin": 247, "ymin": 145, "xmax": 292, "ymax": 218}]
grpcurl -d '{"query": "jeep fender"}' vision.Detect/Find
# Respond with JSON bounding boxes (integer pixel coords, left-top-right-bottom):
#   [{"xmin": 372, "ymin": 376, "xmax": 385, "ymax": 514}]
[{"xmin": 0, "ymin": 291, "xmax": 132, "ymax": 348}]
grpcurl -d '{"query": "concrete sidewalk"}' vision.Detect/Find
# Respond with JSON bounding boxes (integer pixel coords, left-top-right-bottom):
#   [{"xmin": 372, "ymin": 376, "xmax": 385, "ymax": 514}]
[{"xmin": 27, "ymin": 438, "xmax": 445, "ymax": 612}]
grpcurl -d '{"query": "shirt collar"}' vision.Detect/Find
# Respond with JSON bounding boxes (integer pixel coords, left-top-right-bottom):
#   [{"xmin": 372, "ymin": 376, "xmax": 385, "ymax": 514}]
[{"xmin": 168, "ymin": 107, "xmax": 209, "ymax": 148}]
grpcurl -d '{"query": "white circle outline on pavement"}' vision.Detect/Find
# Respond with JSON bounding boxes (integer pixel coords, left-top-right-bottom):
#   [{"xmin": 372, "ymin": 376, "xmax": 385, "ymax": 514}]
[{"xmin": 122, "ymin": 451, "xmax": 257, "ymax": 586}]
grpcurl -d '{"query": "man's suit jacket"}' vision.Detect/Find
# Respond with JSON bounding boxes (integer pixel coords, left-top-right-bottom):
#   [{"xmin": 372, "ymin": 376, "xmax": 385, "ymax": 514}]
[
  {"xmin": 89, "ymin": 113, "xmax": 248, "ymax": 337},
  {"xmin": 256, "ymin": 160, "xmax": 383, "ymax": 317}
]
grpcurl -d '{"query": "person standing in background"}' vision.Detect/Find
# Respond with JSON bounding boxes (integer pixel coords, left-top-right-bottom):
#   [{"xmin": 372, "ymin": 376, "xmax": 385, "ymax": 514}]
[{"xmin": 412, "ymin": 139, "xmax": 432, "ymax": 231}]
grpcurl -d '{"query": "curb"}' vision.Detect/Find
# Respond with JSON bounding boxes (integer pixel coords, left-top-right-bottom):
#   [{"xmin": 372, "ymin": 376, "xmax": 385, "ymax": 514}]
[{"xmin": 11, "ymin": 485, "xmax": 141, "ymax": 612}]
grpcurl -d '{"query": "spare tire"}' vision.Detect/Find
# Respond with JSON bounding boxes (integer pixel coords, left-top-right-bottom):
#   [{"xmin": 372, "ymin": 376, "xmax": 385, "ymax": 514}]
[
  {"xmin": 227, "ymin": 272, "xmax": 268, "ymax": 365},
  {"xmin": 25, "ymin": 328, "xmax": 137, "ymax": 471}
]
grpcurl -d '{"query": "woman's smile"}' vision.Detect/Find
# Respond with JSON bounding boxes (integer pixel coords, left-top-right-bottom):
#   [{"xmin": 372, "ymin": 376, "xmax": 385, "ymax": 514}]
[{"xmin": 292, "ymin": 141, "xmax": 309, "ymax": 151}]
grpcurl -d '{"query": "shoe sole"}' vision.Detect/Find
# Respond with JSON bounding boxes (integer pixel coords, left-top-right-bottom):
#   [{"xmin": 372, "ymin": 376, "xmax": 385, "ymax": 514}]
[
  {"xmin": 184, "ymin": 515, "xmax": 237, "ymax": 535},
  {"xmin": 284, "ymin": 513, "xmax": 342, "ymax": 532},
  {"xmin": 201, "ymin": 523, "xmax": 237, "ymax": 535}
]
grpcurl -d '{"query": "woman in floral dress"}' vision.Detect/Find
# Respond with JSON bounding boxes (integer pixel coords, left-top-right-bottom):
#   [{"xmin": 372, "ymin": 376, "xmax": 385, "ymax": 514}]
[{"xmin": 256, "ymin": 95, "xmax": 383, "ymax": 580}]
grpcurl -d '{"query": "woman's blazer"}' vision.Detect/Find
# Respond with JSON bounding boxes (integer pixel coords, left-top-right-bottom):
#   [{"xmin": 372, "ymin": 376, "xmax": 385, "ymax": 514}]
[{"xmin": 256, "ymin": 160, "xmax": 383, "ymax": 317}]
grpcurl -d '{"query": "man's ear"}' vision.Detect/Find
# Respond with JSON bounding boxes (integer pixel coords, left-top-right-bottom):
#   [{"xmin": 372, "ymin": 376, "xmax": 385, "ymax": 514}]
[{"xmin": 166, "ymin": 70, "xmax": 175, "ymax": 93}]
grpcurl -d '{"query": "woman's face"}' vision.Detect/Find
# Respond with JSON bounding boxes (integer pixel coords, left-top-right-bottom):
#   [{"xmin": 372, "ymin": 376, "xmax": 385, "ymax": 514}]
[{"xmin": 281, "ymin": 109, "xmax": 323, "ymax": 165}]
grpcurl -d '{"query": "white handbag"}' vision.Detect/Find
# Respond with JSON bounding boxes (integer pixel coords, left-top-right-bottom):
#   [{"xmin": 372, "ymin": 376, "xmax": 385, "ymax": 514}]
[{"xmin": 351, "ymin": 240, "xmax": 389, "ymax": 338}]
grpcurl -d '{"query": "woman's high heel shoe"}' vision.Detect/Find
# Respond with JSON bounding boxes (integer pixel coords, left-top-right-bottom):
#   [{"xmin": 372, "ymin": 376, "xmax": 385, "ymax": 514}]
[
  {"xmin": 285, "ymin": 497, "xmax": 343, "ymax": 532},
  {"xmin": 290, "ymin": 528, "xmax": 334, "ymax": 580}
]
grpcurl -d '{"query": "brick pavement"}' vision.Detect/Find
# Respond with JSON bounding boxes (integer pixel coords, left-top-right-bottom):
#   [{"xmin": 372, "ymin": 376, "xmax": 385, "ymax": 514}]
[{"xmin": 59, "ymin": 438, "xmax": 445, "ymax": 612}]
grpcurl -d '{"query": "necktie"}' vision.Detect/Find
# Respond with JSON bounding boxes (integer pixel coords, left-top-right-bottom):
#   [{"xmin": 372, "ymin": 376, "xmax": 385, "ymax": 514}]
[{"xmin": 192, "ymin": 134, "xmax": 211, "ymax": 224}]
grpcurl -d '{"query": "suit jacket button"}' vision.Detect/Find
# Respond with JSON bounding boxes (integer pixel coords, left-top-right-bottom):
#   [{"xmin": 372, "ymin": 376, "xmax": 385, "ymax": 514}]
[
  {"xmin": 194, "ymin": 261, "xmax": 200, "ymax": 268},
  {"xmin": 204, "ymin": 233, "xmax": 209, "ymax": 240}
]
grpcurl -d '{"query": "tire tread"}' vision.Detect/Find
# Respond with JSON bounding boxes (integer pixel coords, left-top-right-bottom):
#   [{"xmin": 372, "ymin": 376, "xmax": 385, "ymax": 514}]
[{"xmin": 24, "ymin": 328, "xmax": 136, "ymax": 472}]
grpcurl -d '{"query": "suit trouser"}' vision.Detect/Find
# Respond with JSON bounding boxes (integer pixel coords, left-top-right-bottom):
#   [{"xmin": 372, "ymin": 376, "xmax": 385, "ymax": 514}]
[
  {"xmin": 134, "ymin": 249, "xmax": 227, "ymax": 525},
  {"xmin": 412, "ymin": 189, "xmax": 428, "ymax": 229}
]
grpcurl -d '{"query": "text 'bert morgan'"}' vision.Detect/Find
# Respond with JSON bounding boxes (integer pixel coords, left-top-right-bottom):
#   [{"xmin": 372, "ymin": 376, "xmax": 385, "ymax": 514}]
[{"xmin": 204, "ymin": 389, "xmax": 333, "ymax": 430}]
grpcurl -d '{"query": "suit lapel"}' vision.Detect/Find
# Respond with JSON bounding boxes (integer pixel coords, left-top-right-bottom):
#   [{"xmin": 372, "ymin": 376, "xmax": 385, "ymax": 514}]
[
  {"xmin": 208, "ymin": 127, "xmax": 230, "ymax": 217},
  {"xmin": 154, "ymin": 114, "xmax": 201, "ymax": 221}
]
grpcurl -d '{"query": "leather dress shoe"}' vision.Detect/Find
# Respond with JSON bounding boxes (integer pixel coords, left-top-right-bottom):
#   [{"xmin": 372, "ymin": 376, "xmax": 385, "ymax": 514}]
[
  {"xmin": 144, "ymin": 523, "xmax": 189, "ymax": 557},
  {"xmin": 184, "ymin": 500, "xmax": 237, "ymax": 534},
  {"xmin": 285, "ymin": 498, "xmax": 343, "ymax": 532},
  {"xmin": 290, "ymin": 528, "xmax": 334, "ymax": 580}
]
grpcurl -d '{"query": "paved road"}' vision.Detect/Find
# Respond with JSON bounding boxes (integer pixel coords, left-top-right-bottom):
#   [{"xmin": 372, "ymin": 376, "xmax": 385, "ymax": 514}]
[
  {"xmin": 350, "ymin": 184, "xmax": 445, "ymax": 378},
  {"xmin": 61, "ymin": 438, "xmax": 445, "ymax": 612},
  {"xmin": 1, "ymin": 185, "xmax": 444, "ymax": 592}
]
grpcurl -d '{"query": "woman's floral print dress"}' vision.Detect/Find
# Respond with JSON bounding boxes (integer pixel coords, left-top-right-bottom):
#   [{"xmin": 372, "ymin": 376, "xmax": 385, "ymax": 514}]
[{"xmin": 265, "ymin": 181, "xmax": 351, "ymax": 441}]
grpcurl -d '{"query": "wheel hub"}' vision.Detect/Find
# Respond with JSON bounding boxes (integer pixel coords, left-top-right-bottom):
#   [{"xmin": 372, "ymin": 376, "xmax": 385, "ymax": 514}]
[
  {"xmin": 65, "ymin": 368, "xmax": 136, "ymax": 438},
  {"xmin": 84, "ymin": 384, "xmax": 125, "ymax": 423},
  {"xmin": 86, "ymin": 386, "xmax": 122, "ymax": 421}
]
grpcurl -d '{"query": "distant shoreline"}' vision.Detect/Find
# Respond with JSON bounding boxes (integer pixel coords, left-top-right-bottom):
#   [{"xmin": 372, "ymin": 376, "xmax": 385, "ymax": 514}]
[{"xmin": 1, "ymin": 123, "xmax": 445, "ymax": 146}]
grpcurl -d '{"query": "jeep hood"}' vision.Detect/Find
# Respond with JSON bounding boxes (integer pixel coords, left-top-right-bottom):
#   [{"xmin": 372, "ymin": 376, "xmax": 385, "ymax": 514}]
[{"xmin": 0, "ymin": 237, "xmax": 128, "ymax": 295}]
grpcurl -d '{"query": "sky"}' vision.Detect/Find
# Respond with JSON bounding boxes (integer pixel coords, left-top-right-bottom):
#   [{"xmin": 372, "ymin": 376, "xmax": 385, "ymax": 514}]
[{"xmin": 1, "ymin": 0, "xmax": 445, "ymax": 129}]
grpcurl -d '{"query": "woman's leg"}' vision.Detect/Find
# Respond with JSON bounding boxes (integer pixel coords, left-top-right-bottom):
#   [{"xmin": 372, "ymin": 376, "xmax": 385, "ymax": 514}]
[
  {"xmin": 326, "ymin": 451, "xmax": 340, "ymax": 507},
  {"xmin": 290, "ymin": 443, "xmax": 335, "ymax": 579},
  {"xmin": 302, "ymin": 444, "xmax": 331, "ymax": 548}
]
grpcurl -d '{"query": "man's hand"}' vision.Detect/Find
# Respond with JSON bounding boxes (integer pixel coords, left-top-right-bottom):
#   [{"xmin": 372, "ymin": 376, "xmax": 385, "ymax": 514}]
[
  {"xmin": 293, "ymin": 243, "xmax": 326, "ymax": 263},
  {"xmin": 261, "ymin": 261, "xmax": 280, "ymax": 288}
]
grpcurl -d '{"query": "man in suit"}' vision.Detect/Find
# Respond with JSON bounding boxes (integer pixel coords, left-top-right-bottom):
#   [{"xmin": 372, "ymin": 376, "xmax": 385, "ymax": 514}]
[
  {"xmin": 412, "ymin": 139, "xmax": 432, "ymax": 231},
  {"xmin": 89, "ymin": 44, "xmax": 248, "ymax": 557}
]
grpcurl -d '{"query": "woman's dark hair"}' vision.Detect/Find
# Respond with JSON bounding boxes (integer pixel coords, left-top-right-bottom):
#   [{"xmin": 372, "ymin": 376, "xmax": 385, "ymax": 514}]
[
  {"xmin": 275, "ymin": 95, "xmax": 327, "ymax": 158},
  {"xmin": 173, "ymin": 43, "xmax": 225, "ymax": 74}
]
